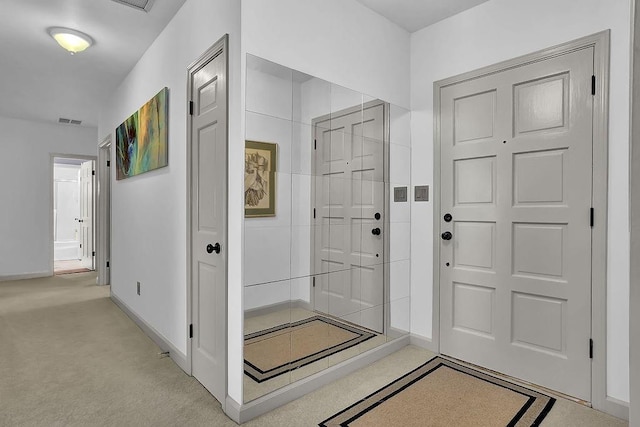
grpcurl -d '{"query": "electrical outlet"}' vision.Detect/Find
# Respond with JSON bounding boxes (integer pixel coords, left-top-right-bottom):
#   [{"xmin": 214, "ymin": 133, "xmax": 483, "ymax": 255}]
[{"xmin": 137, "ymin": 281, "xmax": 141, "ymax": 295}]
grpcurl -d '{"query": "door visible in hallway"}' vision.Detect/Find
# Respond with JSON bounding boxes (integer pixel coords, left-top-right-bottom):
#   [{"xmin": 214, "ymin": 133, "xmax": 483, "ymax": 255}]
[
  {"xmin": 189, "ymin": 38, "xmax": 227, "ymax": 404},
  {"xmin": 438, "ymin": 47, "xmax": 594, "ymax": 400},
  {"xmin": 312, "ymin": 101, "xmax": 386, "ymax": 333},
  {"xmin": 79, "ymin": 160, "xmax": 95, "ymax": 270}
]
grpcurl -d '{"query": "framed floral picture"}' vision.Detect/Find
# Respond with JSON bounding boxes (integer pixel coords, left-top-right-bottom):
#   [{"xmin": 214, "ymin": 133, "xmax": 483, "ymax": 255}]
[{"xmin": 245, "ymin": 140, "xmax": 277, "ymax": 217}]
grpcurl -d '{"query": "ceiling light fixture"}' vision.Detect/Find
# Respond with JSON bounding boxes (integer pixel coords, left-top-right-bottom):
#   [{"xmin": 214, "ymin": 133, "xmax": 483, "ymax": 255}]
[{"xmin": 48, "ymin": 27, "xmax": 93, "ymax": 54}]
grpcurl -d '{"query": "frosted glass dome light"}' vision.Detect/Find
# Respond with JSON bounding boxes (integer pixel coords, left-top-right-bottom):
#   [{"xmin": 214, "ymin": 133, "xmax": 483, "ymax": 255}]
[{"xmin": 48, "ymin": 27, "xmax": 93, "ymax": 54}]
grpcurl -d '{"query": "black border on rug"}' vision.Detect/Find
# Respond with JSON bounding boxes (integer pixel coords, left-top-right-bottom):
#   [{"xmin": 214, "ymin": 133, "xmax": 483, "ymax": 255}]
[
  {"xmin": 244, "ymin": 316, "xmax": 376, "ymax": 383},
  {"xmin": 318, "ymin": 356, "xmax": 556, "ymax": 427}
]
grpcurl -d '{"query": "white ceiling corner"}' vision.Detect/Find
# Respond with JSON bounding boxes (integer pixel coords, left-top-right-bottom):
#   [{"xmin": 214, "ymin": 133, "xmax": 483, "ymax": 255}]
[{"xmin": 354, "ymin": 0, "xmax": 491, "ymax": 33}]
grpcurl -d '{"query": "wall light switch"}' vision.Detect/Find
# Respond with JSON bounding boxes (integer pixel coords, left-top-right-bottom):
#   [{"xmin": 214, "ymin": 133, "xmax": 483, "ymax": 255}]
[
  {"xmin": 394, "ymin": 186, "xmax": 408, "ymax": 202},
  {"xmin": 415, "ymin": 185, "xmax": 429, "ymax": 202}
]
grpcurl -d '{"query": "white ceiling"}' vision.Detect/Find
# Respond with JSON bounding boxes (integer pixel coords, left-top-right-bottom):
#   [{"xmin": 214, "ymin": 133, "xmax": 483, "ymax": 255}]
[
  {"xmin": 0, "ymin": 0, "xmax": 487, "ymax": 129},
  {"xmin": 0, "ymin": 0, "xmax": 186, "ymax": 128},
  {"xmin": 354, "ymin": 0, "xmax": 490, "ymax": 32}
]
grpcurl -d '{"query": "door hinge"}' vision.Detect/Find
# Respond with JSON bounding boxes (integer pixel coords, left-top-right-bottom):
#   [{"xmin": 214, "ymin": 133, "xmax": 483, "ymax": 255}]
[
  {"xmin": 189, "ymin": 101, "xmax": 194, "ymax": 116},
  {"xmin": 314, "ymin": 139, "xmax": 317, "ymax": 150},
  {"xmin": 80, "ymin": 243, "xmax": 82, "ymax": 248},
  {"xmin": 189, "ymin": 324, "xmax": 193, "ymax": 338},
  {"xmin": 92, "ymin": 170, "xmax": 96, "ymax": 176},
  {"xmin": 589, "ymin": 338, "xmax": 594, "ymax": 359},
  {"xmin": 92, "ymin": 251, "xmax": 96, "ymax": 257},
  {"xmin": 312, "ymin": 276, "xmax": 316, "ymax": 288},
  {"xmin": 106, "ymin": 261, "xmax": 110, "ymax": 268},
  {"xmin": 313, "ymin": 208, "xmax": 316, "ymax": 219},
  {"xmin": 107, "ymin": 160, "xmax": 111, "ymax": 167},
  {"xmin": 591, "ymin": 75, "xmax": 596, "ymax": 95},
  {"xmin": 590, "ymin": 207, "xmax": 594, "ymax": 227}
]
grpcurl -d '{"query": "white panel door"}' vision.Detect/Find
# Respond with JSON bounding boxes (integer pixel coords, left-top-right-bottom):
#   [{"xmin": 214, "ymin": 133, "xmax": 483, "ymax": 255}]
[
  {"xmin": 190, "ymin": 44, "xmax": 227, "ymax": 403},
  {"xmin": 439, "ymin": 47, "xmax": 593, "ymax": 400},
  {"xmin": 79, "ymin": 160, "xmax": 94, "ymax": 269},
  {"xmin": 313, "ymin": 102, "xmax": 385, "ymax": 333}
]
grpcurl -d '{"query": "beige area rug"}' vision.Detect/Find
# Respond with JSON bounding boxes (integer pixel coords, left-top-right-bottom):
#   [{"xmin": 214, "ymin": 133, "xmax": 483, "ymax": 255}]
[
  {"xmin": 320, "ymin": 356, "xmax": 555, "ymax": 427},
  {"xmin": 244, "ymin": 316, "xmax": 375, "ymax": 383}
]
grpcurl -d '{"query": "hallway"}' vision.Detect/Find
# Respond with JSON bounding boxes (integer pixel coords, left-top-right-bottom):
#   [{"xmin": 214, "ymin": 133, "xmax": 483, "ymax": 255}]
[
  {"xmin": 0, "ymin": 274, "xmax": 627, "ymax": 426},
  {"xmin": 0, "ymin": 273, "xmax": 234, "ymax": 426}
]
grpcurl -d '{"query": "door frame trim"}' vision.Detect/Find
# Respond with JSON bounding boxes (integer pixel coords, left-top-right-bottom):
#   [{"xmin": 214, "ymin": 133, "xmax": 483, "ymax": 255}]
[
  {"xmin": 432, "ymin": 30, "xmax": 614, "ymax": 414},
  {"xmin": 186, "ymin": 34, "xmax": 229, "ymax": 402},
  {"xmin": 49, "ymin": 153, "xmax": 97, "ymax": 276},
  {"xmin": 309, "ymin": 99, "xmax": 390, "ymax": 334},
  {"xmin": 97, "ymin": 135, "xmax": 111, "ymax": 286}
]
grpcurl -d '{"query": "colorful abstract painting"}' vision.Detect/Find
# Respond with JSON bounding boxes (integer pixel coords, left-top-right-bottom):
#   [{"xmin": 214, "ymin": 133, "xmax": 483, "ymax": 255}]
[{"xmin": 115, "ymin": 87, "xmax": 168, "ymax": 180}]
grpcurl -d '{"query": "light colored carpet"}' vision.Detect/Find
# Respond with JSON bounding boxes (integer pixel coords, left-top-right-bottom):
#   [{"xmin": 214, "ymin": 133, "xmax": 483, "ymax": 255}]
[
  {"xmin": 0, "ymin": 274, "xmax": 629, "ymax": 426},
  {"xmin": 0, "ymin": 273, "xmax": 236, "ymax": 427}
]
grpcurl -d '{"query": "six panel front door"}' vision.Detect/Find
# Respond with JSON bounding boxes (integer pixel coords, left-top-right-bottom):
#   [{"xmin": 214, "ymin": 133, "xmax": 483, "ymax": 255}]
[{"xmin": 439, "ymin": 47, "xmax": 594, "ymax": 400}]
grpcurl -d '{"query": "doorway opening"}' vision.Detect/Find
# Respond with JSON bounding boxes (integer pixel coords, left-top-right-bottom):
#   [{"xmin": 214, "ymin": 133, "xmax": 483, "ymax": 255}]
[{"xmin": 52, "ymin": 155, "xmax": 96, "ymax": 275}]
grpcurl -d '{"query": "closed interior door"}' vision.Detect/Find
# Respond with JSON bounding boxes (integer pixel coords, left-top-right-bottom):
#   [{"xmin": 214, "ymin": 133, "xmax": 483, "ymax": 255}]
[
  {"xmin": 313, "ymin": 102, "xmax": 385, "ymax": 333},
  {"xmin": 439, "ymin": 47, "xmax": 593, "ymax": 400},
  {"xmin": 190, "ymin": 43, "xmax": 227, "ymax": 403},
  {"xmin": 79, "ymin": 160, "xmax": 94, "ymax": 269}
]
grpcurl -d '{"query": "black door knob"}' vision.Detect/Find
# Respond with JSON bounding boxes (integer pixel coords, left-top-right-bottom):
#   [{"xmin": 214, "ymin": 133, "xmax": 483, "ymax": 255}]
[
  {"xmin": 206, "ymin": 243, "xmax": 221, "ymax": 254},
  {"xmin": 444, "ymin": 213, "xmax": 452, "ymax": 222},
  {"xmin": 441, "ymin": 231, "xmax": 452, "ymax": 240},
  {"xmin": 371, "ymin": 228, "xmax": 381, "ymax": 236},
  {"xmin": 374, "ymin": 212, "xmax": 381, "ymax": 220}
]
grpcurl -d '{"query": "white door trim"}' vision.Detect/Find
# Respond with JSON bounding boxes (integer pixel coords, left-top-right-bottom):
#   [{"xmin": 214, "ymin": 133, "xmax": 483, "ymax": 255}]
[
  {"xmin": 628, "ymin": 0, "xmax": 640, "ymax": 424},
  {"xmin": 186, "ymin": 34, "xmax": 229, "ymax": 399},
  {"xmin": 50, "ymin": 153, "xmax": 97, "ymax": 276},
  {"xmin": 432, "ymin": 31, "xmax": 618, "ymax": 416},
  {"xmin": 97, "ymin": 136, "xmax": 112, "ymax": 286}
]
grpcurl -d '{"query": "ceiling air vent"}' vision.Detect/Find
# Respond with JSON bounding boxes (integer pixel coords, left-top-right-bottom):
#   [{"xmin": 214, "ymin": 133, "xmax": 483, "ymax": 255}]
[
  {"xmin": 111, "ymin": 0, "xmax": 155, "ymax": 12},
  {"xmin": 58, "ymin": 118, "xmax": 82, "ymax": 125}
]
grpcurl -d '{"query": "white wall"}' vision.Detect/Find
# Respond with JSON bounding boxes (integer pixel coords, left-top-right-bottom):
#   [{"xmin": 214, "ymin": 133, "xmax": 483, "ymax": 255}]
[
  {"xmin": 97, "ymin": 0, "xmax": 242, "ymax": 402},
  {"xmin": 242, "ymin": 0, "xmax": 411, "ymax": 109},
  {"xmin": 0, "ymin": 117, "xmax": 96, "ymax": 278},
  {"xmin": 410, "ymin": 0, "xmax": 631, "ymax": 402}
]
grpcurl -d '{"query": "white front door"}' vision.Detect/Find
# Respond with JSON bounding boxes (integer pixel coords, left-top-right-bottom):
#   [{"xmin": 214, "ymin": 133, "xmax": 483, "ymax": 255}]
[
  {"xmin": 313, "ymin": 102, "xmax": 385, "ymax": 333},
  {"xmin": 79, "ymin": 160, "xmax": 94, "ymax": 269},
  {"xmin": 439, "ymin": 47, "xmax": 594, "ymax": 400},
  {"xmin": 190, "ymin": 41, "xmax": 227, "ymax": 403}
]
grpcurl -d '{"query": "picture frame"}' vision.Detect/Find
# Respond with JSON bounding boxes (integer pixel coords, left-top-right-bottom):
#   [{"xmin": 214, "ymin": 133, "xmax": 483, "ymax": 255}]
[
  {"xmin": 115, "ymin": 87, "xmax": 169, "ymax": 180},
  {"xmin": 245, "ymin": 140, "xmax": 277, "ymax": 217}
]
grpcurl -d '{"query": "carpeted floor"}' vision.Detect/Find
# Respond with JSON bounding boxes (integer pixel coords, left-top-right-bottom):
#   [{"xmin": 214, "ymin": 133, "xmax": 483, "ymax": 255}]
[{"xmin": 0, "ymin": 274, "xmax": 629, "ymax": 426}]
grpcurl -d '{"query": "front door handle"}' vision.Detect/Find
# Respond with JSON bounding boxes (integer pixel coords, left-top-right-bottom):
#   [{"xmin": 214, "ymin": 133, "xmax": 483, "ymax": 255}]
[
  {"xmin": 372, "ymin": 228, "xmax": 381, "ymax": 236},
  {"xmin": 206, "ymin": 243, "xmax": 221, "ymax": 254},
  {"xmin": 441, "ymin": 231, "xmax": 452, "ymax": 241}
]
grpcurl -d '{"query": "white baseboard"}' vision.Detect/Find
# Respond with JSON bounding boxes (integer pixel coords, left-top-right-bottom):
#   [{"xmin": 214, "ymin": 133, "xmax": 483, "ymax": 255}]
[
  {"xmin": 244, "ymin": 299, "xmax": 311, "ymax": 318},
  {"xmin": 228, "ymin": 335, "xmax": 410, "ymax": 424},
  {"xmin": 110, "ymin": 292, "xmax": 190, "ymax": 374},
  {"xmin": 410, "ymin": 333, "xmax": 438, "ymax": 353},
  {"xmin": 0, "ymin": 271, "xmax": 51, "ymax": 282},
  {"xmin": 595, "ymin": 396, "xmax": 629, "ymax": 421},
  {"xmin": 224, "ymin": 395, "xmax": 242, "ymax": 424}
]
